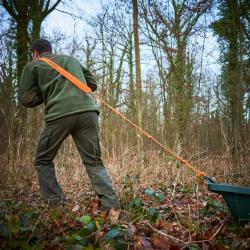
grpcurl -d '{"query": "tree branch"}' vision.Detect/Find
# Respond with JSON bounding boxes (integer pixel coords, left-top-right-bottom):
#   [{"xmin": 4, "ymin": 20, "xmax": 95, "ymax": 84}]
[
  {"xmin": 44, "ymin": 0, "xmax": 61, "ymax": 16},
  {"xmin": 54, "ymin": 8, "xmax": 83, "ymax": 19},
  {"xmin": 2, "ymin": 0, "xmax": 18, "ymax": 19}
]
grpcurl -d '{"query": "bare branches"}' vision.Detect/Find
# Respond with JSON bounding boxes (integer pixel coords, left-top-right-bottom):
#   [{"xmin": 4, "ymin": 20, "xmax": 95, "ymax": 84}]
[
  {"xmin": 43, "ymin": 0, "xmax": 61, "ymax": 17},
  {"xmin": 2, "ymin": 0, "xmax": 18, "ymax": 19},
  {"xmin": 55, "ymin": 8, "xmax": 83, "ymax": 20}
]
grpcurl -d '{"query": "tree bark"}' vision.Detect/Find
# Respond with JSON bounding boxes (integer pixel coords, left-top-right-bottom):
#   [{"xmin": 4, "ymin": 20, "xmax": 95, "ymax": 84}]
[
  {"xmin": 132, "ymin": 0, "xmax": 143, "ymax": 152},
  {"xmin": 211, "ymin": 0, "xmax": 247, "ymax": 164}
]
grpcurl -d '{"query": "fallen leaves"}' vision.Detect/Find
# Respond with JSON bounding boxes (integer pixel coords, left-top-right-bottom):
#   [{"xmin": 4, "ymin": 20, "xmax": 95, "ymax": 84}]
[
  {"xmin": 0, "ymin": 180, "xmax": 249, "ymax": 249},
  {"xmin": 71, "ymin": 204, "xmax": 80, "ymax": 212},
  {"xmin": 152, "ymin": 235, "xmax": 171, "ymax": 249},
  {"xmin": 107, "ymin": 208, "xmax": 121, "ymax": 224}
]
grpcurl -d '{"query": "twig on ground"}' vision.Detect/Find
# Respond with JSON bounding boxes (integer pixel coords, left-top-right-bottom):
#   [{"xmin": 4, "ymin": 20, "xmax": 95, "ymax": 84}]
[
  {"xmin": 171, "ymin": 167, "xmax": 180, "ymax": 198},
  {"xmin": 142, "ymin": 217, "xmax": 224, "ymax": 245},
  {"xmin": 142, "ymin": 220, "xmax": 186, "ymax": 244}
]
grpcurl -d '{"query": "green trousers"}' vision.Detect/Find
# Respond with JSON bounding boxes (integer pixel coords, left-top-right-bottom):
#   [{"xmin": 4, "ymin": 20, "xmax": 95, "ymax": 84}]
[{"xmin": 34, "ymin": 112, "xmax": 120, "ymax": 210}]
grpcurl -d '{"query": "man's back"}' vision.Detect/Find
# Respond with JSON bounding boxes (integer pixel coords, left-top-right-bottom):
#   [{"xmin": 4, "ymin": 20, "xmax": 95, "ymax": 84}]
[{"xmin": 19, "ymin": 52, "xmax": 99, "ymax": 121}]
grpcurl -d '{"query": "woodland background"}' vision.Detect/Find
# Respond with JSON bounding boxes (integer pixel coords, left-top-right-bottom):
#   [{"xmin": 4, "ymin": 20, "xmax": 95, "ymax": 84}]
[
  {"xmin": 0, "ymin": 0, "xmax": 249, "ymax": 185},
  {"xmin": 0, "ymin": 0, "xmax": 250, "ymax": 249}
]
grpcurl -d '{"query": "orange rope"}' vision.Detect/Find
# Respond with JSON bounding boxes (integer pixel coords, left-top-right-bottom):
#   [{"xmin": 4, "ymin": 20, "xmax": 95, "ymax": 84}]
[
  {"xmin": 39, "ymin": 57, "xmax": 206, "ymax": 178},
  {"xmin": 93, "ymin": 93, "xmax": 205, "ymax": 177},
  {"xmin": 39, "ymin": 58, "xmax": 92, "ymax": 94}
]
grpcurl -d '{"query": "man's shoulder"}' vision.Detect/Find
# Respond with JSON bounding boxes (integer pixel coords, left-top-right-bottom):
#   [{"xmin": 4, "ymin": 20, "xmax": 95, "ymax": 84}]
[{"xmin": 23, "ymin": 60, "xmax": 39, "ymax": 72}]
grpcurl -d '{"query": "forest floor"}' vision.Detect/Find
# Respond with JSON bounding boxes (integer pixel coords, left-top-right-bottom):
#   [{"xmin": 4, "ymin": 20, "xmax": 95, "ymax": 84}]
[{"xmin": 0, "ymin": 174, "xmax": 250, "ymax": 250}]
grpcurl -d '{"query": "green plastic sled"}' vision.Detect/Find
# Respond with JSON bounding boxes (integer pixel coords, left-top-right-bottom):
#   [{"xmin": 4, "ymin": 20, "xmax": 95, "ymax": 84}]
[{"xmin": 204, "ymin": 176, "xmax": 250, "ymax": 226}]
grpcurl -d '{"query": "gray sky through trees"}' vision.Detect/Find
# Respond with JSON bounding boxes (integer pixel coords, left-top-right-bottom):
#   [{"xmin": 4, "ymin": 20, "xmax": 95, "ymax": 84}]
[{"xmin": 43, "ymin": 0, "xmax": 221, "ymax": 78}]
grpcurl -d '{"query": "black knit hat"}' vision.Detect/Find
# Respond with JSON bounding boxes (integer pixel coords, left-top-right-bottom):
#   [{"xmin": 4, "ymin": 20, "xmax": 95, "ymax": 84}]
[{"xmin": 31, "ymin": 39, "xmax": 52, "ymax": 54}]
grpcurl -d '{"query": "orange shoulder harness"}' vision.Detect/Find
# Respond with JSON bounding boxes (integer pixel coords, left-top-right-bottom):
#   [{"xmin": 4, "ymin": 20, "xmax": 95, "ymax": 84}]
[{"xmin": 39, "ymin": 57, "xmax": 92, "ymax": 94}]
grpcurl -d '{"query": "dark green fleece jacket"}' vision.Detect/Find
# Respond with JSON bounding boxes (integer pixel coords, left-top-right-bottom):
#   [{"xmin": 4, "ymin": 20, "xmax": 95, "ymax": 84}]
[{"xmin": 19, "ymin": 52, "xmax": 99, "ymax": 121}]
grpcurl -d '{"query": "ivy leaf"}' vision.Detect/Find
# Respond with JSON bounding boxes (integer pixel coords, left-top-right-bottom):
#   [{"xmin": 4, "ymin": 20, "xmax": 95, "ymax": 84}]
[
  {"xmin": 133, "ymin": 197, "xmax": 142, "ymax": 207},
  {"xmin": 86, "ymin": 222, "xmax": 95, "ymax": 233},
  {"xmin": 145, "ymin": 188, "xmax": 155, "ymax": 196},
  {"xmin": 104, "ymin": 228, "xmax": 120, "ymax": 241},
  {"xmin": 79, "ymin": 215, "xmax": 91, "ymax": 225},
  {"xmin": 155, "ymin": 192, "xmax": 165, "ymax": 201},
  {"xmin": 129, "ymin": 197, "xmax": 142, "ymax": 209},
  {"xmin": 148, "ymin": 207, "xmax": 158, "ymax": 216},
  {"xmin": 147, "ymin": 208, "xmax": 160, "ymax": 223}
]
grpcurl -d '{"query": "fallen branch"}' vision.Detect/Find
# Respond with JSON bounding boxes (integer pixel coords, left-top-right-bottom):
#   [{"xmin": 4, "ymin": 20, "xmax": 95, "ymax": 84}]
[{"xmin": 142, "ymin": 217, "xmax": 224, "ymax": 245}]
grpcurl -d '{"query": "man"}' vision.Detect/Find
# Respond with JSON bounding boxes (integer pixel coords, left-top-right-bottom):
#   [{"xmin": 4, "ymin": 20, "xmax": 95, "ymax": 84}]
[{"xmin": 19, "ymin": 38, "xmax": 120, "ymax": 214}]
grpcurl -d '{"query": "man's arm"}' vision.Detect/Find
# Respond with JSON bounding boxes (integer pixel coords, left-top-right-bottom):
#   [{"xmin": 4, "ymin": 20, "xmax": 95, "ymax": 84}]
[
  {"xmin": 81, "ymin": 66, "xmax": 97, "ymax": 92},
  {"xmin": 18, "ymin": 63, "xmax": 43, "ymax": 108}
]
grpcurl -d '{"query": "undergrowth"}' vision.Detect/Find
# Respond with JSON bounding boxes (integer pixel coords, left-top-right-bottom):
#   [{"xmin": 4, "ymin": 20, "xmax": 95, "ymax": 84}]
[
  {"xmin": 1, "ymin": 144, "xmax": 250, "ymax": 249},
  {"xmin": 0, "ymin": 172, "xmax": 249, "ymax": 250}
]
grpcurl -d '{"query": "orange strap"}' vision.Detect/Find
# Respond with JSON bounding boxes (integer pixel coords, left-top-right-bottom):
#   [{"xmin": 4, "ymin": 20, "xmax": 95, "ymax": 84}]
[
  {"xmin": 39, "ymin": 57, "xmax": 206, "ymax": 178},
  {"xmin": 93, "ymin": 95, "xmax": 206, "ymax": 177},
  {"xmin": 39, "ymin": 57, "xmax": 92, "ymax": 94}
]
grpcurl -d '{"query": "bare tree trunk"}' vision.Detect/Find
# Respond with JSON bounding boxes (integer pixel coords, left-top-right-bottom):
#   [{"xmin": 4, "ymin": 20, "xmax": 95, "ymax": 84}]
[
  {"xmin": 132, "ymin": 0, "xmax": 143, "ymax": 152},
  {"xmin": 211, "ymin": 0, "xmax": 247, "ymax": 165},
  {"xmin": 128, "ymin": 32, "xmax": 135, "ymax": 116},
  {"xmin": 142, "ymin": 0, "xmax": 211, "ymax": 151},
  {"xmin": 2, "ymin": 0, "xmax": 62, "ymax": 141}
]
